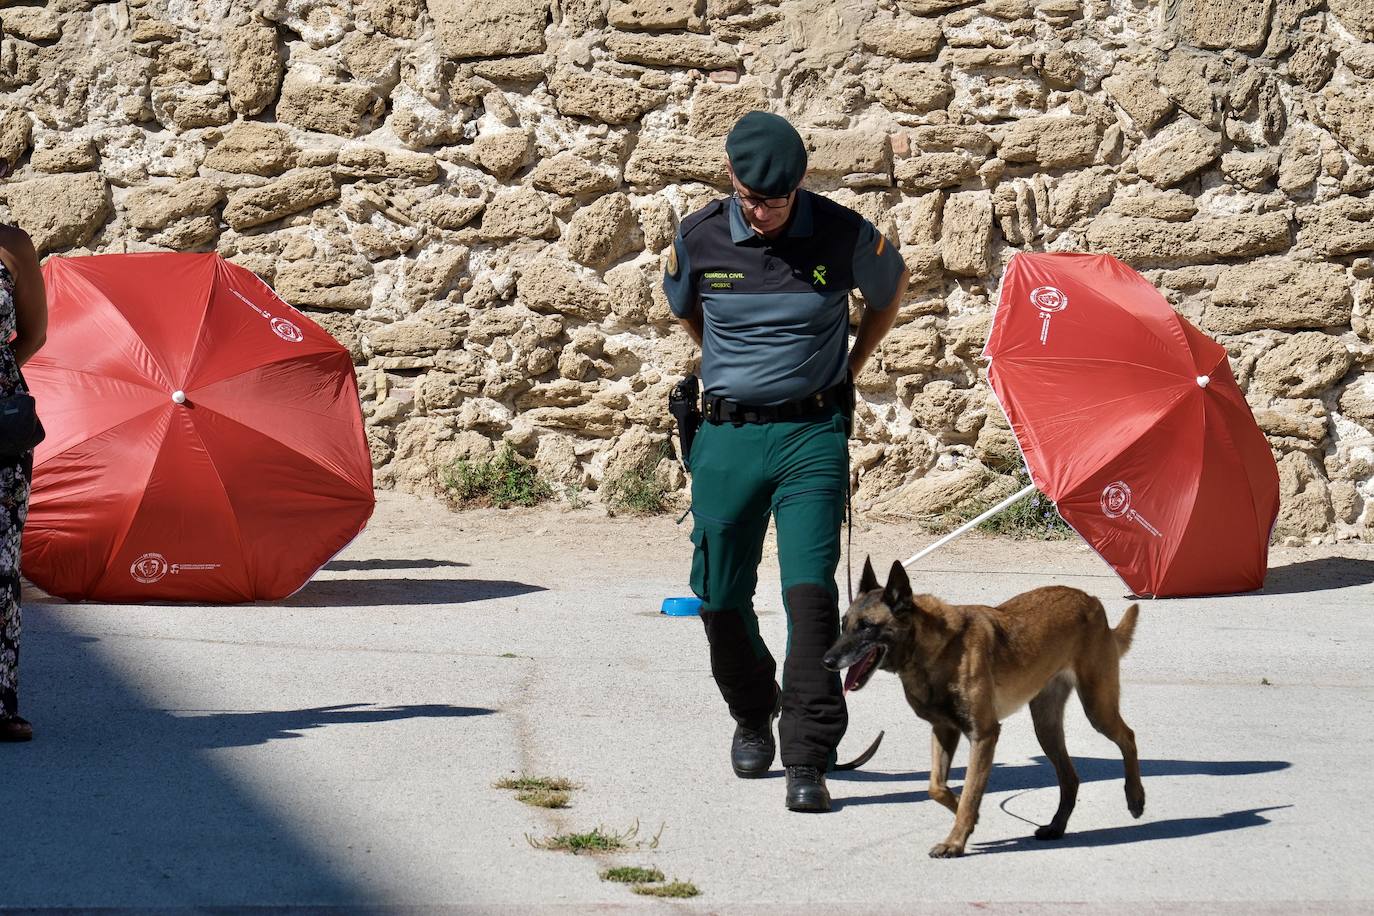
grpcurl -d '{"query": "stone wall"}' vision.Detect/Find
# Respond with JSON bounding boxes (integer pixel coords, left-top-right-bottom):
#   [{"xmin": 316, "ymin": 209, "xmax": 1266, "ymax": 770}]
[{"xmin": 1, "ymin": 0, "xmax": 1371, "ymax": 542}]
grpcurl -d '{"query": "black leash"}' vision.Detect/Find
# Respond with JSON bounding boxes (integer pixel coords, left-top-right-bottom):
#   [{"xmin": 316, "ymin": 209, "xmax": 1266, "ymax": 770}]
[
  {"xmin": 835, "ymin": 730, "xmax": 884, "ymax": 770},
  {"xmin": 844, "ymin": 371, "xmax": 855, "ymax": 605},
  {"xmin": 846, "ymin": 470, "xmax": 854, "ymax": 605},
  {"xmin": 837, "ymin": 377, "xmax": 883, "ymax": 772}
]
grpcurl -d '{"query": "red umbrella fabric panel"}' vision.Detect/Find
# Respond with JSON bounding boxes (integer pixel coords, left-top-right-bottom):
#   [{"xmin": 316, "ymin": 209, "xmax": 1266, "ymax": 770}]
[
  {"xmin": 24, "ymin": 252, "xmax": 374, "ymax": 603},
  {"xmin": 984, "ymin": 252, "xmax": 1279, "ymax": 597}
]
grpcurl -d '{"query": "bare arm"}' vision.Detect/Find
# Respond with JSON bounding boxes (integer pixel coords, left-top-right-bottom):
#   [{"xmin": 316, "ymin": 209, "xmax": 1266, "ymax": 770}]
[
  {"xmin": 847, "ymin": 269, "xmax": 908, "ymax": 377},
  {"xmin": 0, "ymin": 228, "xmax": 47, "ymax": 367},
  {"xmin": 678, "ymin": 313, "xmax": 703, "ymax": 347}
]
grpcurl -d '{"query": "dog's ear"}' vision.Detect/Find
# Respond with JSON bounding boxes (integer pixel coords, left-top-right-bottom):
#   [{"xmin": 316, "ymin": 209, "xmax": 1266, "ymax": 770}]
[
  {"xmin": 884, "ymin": 560, "xmax": 913, "ymax": 612},
  {"xmin": 859, "ymin": 555, "xmax": 880, "ymax": 593}
]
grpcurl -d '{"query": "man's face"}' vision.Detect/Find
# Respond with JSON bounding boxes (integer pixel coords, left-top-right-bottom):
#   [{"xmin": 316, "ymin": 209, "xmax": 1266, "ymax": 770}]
[{"xmin": 728, "ymin": 165, "xmax": 795, "ymax": 237}]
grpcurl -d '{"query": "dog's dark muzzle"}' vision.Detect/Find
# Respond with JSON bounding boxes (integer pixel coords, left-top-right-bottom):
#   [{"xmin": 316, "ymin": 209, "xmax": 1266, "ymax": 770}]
[{"xmin": 824, "ymin": 635, "xmax": 887, "ymax": 693}]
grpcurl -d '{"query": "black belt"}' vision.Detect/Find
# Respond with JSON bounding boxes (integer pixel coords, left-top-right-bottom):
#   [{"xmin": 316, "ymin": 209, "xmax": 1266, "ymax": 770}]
[{"xmin": 703, "ymin": 382, "xmax": 849, "ymax": 425}]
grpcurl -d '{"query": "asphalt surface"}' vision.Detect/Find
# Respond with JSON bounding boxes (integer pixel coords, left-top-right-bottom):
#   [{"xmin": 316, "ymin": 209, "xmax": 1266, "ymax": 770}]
[{"xmin": 3, "ymin": 489, "xmax": 1372, "ymax": 913}]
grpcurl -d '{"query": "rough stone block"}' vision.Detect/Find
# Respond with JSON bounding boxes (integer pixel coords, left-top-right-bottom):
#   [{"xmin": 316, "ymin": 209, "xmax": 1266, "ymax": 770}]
[
  {"xmin": 223, "ymin": 168, "xmax": 339, "ymax": 230},
  {"xmin": 1085, "ymin": 212, "xmax": 1291, "ymax": 265},
  {"xmin": 1203, "ymin": 259, "xmax": 1352, "ymax": 333},
  {"xmin": 4, "ymin": 172, "xmax": 110, "ymax": 254},
  {"xmin": 430, "ymin": 0, "xmax": 549, "ymax": 58},
  {"xmin": 552, "ymin": 71, "xmax": 666, "ymax": 124}
]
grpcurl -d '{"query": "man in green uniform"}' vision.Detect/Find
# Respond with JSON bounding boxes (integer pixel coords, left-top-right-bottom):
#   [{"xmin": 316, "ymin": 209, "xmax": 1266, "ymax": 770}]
[{"xmin": 663, "ymin": 112, "xmax": 908, "ymax": 811}]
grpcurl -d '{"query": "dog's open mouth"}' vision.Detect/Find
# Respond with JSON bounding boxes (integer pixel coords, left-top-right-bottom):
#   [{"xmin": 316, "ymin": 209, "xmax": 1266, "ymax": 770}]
[{"xmin": 843, "ymin": 645, "xmax": 885, "ymax": 693}]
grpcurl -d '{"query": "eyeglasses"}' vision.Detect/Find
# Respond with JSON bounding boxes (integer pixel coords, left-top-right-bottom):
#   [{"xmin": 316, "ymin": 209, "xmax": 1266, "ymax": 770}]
[{"xmin": 732, "ymin": 190, "xmax": 792, "ymax": 210}]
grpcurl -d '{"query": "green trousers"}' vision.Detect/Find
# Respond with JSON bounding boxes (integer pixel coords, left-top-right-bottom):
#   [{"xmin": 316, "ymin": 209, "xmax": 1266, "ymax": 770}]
[{"xmin": 687, "ymin": 407, "xmax": 849, "ymax": 769}]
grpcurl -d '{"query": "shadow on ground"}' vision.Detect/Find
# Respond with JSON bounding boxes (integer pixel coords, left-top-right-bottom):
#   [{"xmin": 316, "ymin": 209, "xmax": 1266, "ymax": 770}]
[
  {"xmin": 323, "ymin": 558, "xmax": 469, "ymax": 572},
  {"xmin": 1259, "ymin": 557, "xmax": 1374, "ymax": 596},
  {"xmin": 170, "ymin": 702, "xmax": 496, "ymax": 749},
  {"xmin": 832, "ymin": 757, "xmax": 1291, "ymax": 853},
  {"xmin": 0, "ymin": 611, "xmax": 493, "ymax": 907},
  {"xmin": 21, "ymin": 576, "xmax": 542, "ymax": 608},
  {"xmin": 272, "ymin": 577, "xmax": 545, "ymax": 607},
  {"xmin": 972, "ymin": 805, "xmax": 1292, "ymax": 854},
  {"xmin": 831, "ymin": 755, "xmax": 1291, "ymax": 804}
]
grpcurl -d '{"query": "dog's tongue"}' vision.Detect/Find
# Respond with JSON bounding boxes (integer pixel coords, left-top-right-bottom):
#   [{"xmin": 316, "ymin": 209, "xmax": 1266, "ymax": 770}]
[{"xmin": 843, "ymin": 646, "xmax": 881, "ymax": 693}]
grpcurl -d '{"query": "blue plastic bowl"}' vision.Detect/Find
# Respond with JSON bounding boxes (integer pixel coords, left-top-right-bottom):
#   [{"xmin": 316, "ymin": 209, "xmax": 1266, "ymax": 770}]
[{"xmin": 661, "ymin": 596, "xmax": 703, "ymax": 617}]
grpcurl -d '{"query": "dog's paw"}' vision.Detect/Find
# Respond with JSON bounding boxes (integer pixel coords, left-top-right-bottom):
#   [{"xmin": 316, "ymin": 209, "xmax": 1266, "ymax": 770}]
[
  {"xmin": 1034, "ymin": 824, "xmax": 1065, "ymax": 841},
  {"xmin": 1127, "ymin": 786, "xmax": 1145, "ymax": 819},
  {"xmin": 928, "ymin": 842, "xmax": 965, "ymax": 858}
]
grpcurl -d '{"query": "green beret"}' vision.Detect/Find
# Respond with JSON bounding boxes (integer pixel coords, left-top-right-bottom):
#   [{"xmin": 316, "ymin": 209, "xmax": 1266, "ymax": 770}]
[{"xmin": 726, "ymin": 111, "xmax": 807, "ymax": 197}]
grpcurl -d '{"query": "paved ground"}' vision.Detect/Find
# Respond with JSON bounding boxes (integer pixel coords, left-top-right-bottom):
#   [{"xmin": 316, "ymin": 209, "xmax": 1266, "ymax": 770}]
[{"xmin": 4, "ymin": 489, "xmax": 1373, "ymax": 913}]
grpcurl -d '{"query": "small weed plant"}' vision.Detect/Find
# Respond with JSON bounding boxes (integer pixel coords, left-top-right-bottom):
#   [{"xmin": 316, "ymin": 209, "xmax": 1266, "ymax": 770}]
[
  {"xmin": 563, "ymin": 482, "xmax": 590, "ymax": 510},
  {"xmin": 936, "ymin": 469, "xmax": 1074, "ymax": 540},
  {"xmin": 443, "ymin": 445, "xmax": 552, "ymax": 508},
  {"xmin": 602, "ymin": 446, "xmax": 672, "ymax": 515},
  {"xmin": 600, "ymin": 866, "xmax": 664, "ymax": 884},
  {"xmin": 528, "ymin": 823, "xmax": 638, "ymax": 854},
  {"xmin": 517, "ymin": 788, "xmax": 570, "ymax": 808},
  {"xmin": 494, "ymin": 774, "xmax": 579, "ymax": 810},
  {"xmin": 494, "ymin": 775, "xmax": 578, "ymax": 792},
  {"xmin": 633, "ymin": 881, "xmax": 700, "ymax": 898}
]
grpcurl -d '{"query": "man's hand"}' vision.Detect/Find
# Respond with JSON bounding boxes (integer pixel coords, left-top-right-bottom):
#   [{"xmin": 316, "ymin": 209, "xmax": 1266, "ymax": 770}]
[{"xmin": 847, "ymin": 269, "xmax": 907, "ymax": 377}]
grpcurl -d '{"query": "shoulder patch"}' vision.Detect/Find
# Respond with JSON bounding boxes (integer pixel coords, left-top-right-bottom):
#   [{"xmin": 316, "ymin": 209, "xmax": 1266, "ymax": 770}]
[{"xmin": 666, "ymin": 244, "xmax": 679, "ymax": 277}]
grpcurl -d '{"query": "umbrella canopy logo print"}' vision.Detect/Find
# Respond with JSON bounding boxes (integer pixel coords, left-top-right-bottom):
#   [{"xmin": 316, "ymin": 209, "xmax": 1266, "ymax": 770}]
[
  {"xmin": 230, "ymin": 287, "xmax": 304, "ymax": 343},
  {"xmin": 130, "ymin": 552, "xmax": 169, "ymax": 584},
  {"xmin": 1030, "ymin": 285, "xmax": 1068, "ymax": 345},
  {"xmin": 1100, "ymin": 481, "xmax": 1161, "ymax": 537}
]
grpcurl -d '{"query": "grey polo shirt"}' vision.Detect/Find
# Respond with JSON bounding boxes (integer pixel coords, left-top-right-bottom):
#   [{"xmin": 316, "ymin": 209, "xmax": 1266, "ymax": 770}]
[{"xmin": 663, "ymin": 190, "xmax": 906, "ymax": 406}]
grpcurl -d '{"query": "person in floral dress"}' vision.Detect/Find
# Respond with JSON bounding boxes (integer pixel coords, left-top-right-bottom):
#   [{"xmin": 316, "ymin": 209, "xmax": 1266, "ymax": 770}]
[{"xmin": 0, "ymin": 157, "xmax": 49, "ymax": 743}]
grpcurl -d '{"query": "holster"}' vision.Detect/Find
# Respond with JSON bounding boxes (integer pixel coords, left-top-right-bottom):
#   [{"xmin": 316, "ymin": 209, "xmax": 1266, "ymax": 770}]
[
  {"xmin": 840, "ymin": 370, "xmax": 856, "ymax": 437},
  {"xmin": 668, "ymin": 374, "xmax": 702, "ymax": 472}
]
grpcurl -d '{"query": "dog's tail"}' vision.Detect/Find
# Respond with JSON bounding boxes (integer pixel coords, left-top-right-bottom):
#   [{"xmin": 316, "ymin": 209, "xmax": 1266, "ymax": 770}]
[{"xmin": 1113, "ymin": 603, "xmax": 1140, "ymax": 656}]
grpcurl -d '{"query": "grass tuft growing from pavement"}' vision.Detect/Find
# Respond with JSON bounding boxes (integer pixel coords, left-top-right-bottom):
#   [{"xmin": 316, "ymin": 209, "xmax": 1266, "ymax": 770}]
[
  {"xmin": 528, "ymin": 822, "xmax": 638, "ymax": 854},
  {"xmin": 600, "ymin": 866, "xmax": 664, "ymax": 884},
  {"xmin": 493, "ymin": 775, "xmax": 578, "ymax": 792},
  {"xmin": 632, "ymin": 880, "xmax": 700, "ymax": 898},
  {"xmin": 516, "ymin": 788, "xmax": 570, "ymax": 808},
  {"xmin": 494, "ymin": 774, "xmax": 580, "ymax": 809}
]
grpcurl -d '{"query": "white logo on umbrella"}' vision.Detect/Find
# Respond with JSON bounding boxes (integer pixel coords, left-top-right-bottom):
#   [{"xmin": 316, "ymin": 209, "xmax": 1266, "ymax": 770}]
[
  {"xmin": 129, "ymin": 553, "xmax": 222, "ymax": 583},
  {"xmin": 270, "ymin": 317, "xmax": 304, "ymax": 342},
  {"xmin": 1030, "ymin": 285, "xmax": 1068, "ymax": 346},
  {"xmin": 130, "ymin": 552, "xmax": 169, "ymax": 583},
  {"xmin": 230, "ymin": 289, "xmax": 303, "ymax": 344},
  {"xmin": 1100, "ymin": 481, "xmax": 1162, "ymax": 537}
]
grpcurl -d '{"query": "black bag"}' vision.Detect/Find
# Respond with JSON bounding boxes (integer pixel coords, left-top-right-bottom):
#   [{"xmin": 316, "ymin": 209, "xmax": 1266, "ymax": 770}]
[
  {"xmin": 668, "ymin": 375, "xmax": 701, "ymax": 472},
  {"xmin": 0, "ymin": 391, "xmax": 44, "ymax": 459}
]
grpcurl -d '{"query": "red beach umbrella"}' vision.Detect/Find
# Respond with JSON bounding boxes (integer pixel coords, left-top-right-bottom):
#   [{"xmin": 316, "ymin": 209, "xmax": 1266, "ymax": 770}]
[
  {"xmin": 983, "ymin": 252, "xmax": 1279, "ymax": 597},
  {"xmin": 24, "ymin": 252, "xmax": 374, "ymax": 602}
]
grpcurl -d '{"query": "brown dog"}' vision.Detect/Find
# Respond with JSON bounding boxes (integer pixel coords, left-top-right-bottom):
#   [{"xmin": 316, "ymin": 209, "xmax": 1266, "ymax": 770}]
[{"xmin": 823, "ymin": 558, "xmax": 1144, "ymax": 857}]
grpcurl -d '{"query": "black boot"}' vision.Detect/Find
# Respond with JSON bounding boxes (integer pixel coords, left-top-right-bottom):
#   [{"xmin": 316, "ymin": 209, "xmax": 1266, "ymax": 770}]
[
  {"xmin": 785, "ymin": 765, "xmax": 831, "ymax": 812},
  {"xmin": 731, "ymin": 685, "xmax": 781, "ymax": 778}
]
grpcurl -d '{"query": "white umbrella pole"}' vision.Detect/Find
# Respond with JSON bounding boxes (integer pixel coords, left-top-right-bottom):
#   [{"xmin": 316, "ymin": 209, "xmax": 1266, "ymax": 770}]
[{"xmin": 901, "ymin": 483, "xmax": 1037, "ymax": 569}]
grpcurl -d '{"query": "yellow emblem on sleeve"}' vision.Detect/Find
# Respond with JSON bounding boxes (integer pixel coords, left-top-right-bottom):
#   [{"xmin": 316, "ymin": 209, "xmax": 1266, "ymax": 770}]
[
  {"xmin": 666, "ymin": 244, "xmax": 679, "ymax": 277},
  {"xmin": 875, "ymin": 234, "xmax": 886, "ymax": 256}
]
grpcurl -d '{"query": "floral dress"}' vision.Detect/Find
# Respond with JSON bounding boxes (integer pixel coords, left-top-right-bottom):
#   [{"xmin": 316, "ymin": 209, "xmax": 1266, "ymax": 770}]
[{"xmin": 0, "ymin": 258, "xmax": 31, "ymax": 720}]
